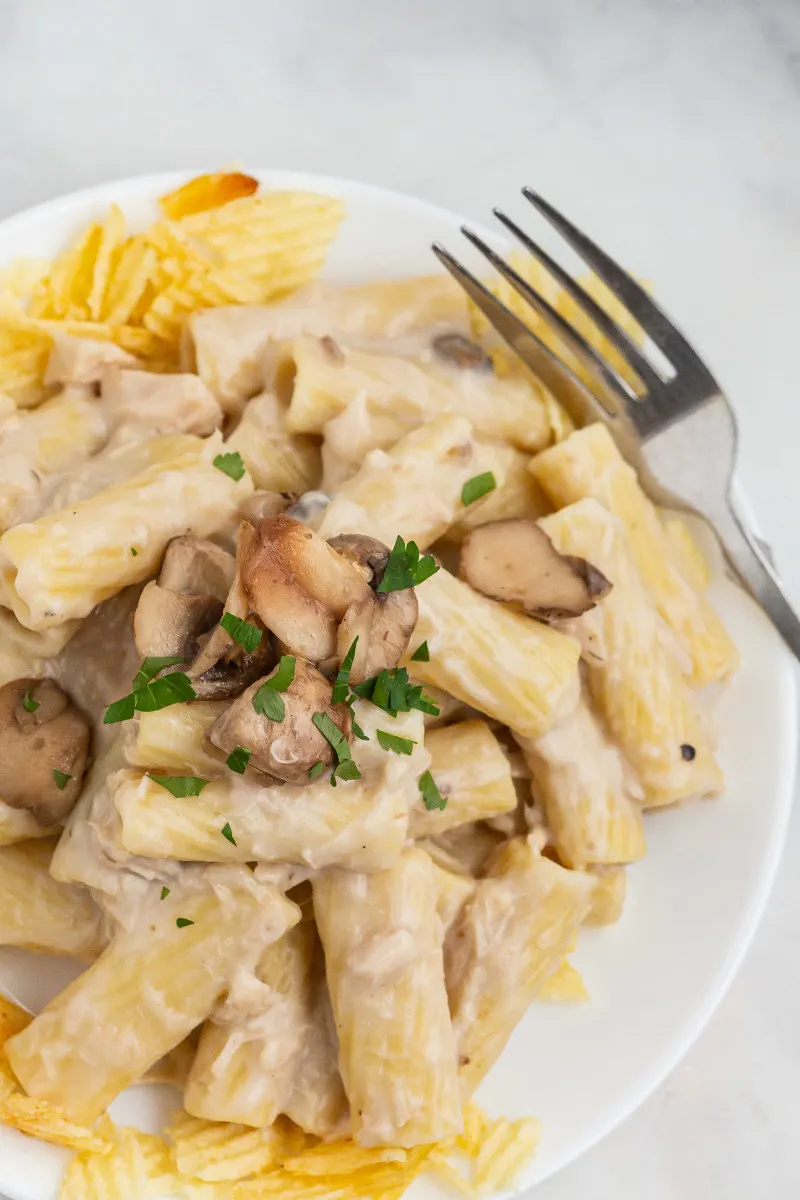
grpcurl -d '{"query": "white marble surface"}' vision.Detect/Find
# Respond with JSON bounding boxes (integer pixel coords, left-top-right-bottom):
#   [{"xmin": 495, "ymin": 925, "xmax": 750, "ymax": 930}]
[{"xmin": 0, "ymin": 0, "xmax": 799, "ymax": 1195}]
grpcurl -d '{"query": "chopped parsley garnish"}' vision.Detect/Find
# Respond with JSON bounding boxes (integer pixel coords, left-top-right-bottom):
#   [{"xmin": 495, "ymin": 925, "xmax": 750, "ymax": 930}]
[
  {"xmin": 21, "ymin": 688, "xmax": 39, "ymax": 713},
  {"xmin": 330, "ymin": 759, "xmax": 361, "ymax": 786},
  {"xmin": 351, "ymin": 668, "xmax": 439, "ymax": 718},
  {"xmin": 133, "ymin": 656, "xmax": 184, "ymax": 689},
  {"xmin": 252, "ymin": 656, "xmax": 296, "ymax": 722},
  {"xmin": 148, "ymin": 774, "xmax": 209, "ymax": 798},
  {"xmin": 52, "ymin": 769, "xmax": 71, "ymax": 790},
  {"xmin": 377, "ymin": 730, "xmax": 416, "ymax": 756},
  {"xmin": 332, "ymin": 637, "xmax": 359, "ymax": 704},
  {"xmin": 104, "ymin": 670, "xmax": 196, "ymax": 724},
  {"xmin": 221, "ymin": 822, "xmax": 236, "ymax": 845},
  {"xmin": 346, "ymin": 699, "xmax": 368, "ymax": 741},
  {"xmin": 160, "ymin": 886, "xmax": 170, "ymax": 900},
  {"xmin": 312, "ymin": 711, "xmax": 350, "ymax": 762},
  {"xmin": 308, "ymin": 761, "xmax": 325, "ymax": 780},
  {"xmin": 220, "ymin": 612, "xmax": 262, "ymax": 653},
  {"xmin": 376, "ymin": 535, "xmax": 439, "ymax": 594},
  {"xmin": 176, "ymin": 918, "xmax": 194, "ymax": 928},
  {"xmin": 461, "ymin": 471, "xmax": 497, "ymax": 506},
  {"xmin": 410, "ymin": 640, "xmax": 430, "ymax": 662},
  {"xmin": 419, "ymin": 770, "xmax": 447, "ymax": 812},
  {"xmin": 130, "ymin": 547, "xmax": 138, "ymax": 556},
  {"xmin": 270, "ymin": 655, "xmax": 296, "ymax": 691},
  {"xmin": 212, "ymin": 451, "xmax": 246, "ymax": 481},
  {"xmin": 226, "ymin": 747, "xmax": 252, "ymax": 774}
]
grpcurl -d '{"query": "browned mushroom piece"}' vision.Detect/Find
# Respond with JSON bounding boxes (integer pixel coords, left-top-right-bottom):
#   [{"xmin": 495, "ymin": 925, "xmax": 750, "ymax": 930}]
[
  {"xmin": 158, "ymin": 535, "xmax": 236, "ymax": 603},
  {"xmin": 133, "ymin": 582, "xmax": 223, "ymax": 660},
  {"xmin": 207, "ymin": 659, "xmax": 351, "ymax": 784},
  {"xmin": 329, "ymin": 534, "xmax": 418, "ymax": 684},
  {"xmin": 239, "ymin": 515, "xmax": 372, "ymax": 662},
  {"xmin": 460, "ymin": 518, "xmax": 612, "ymax": 620},
  {"xmin": 0, "ymin": 679, "xmax": 91, "ymax": 825},
  {"xmin": 432, "ymin": 332, "xmax": 492, "ymax": 372},
  {"xmin": 239, "ymin": 490, "xmax": 295, "ymax": 527}
]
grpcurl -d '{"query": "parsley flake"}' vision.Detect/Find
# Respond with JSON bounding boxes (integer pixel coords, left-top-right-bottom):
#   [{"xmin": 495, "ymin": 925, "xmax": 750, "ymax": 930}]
[
  {"xmin": 308, "ymin": 761, "xmax": 325, "ymax": 780},
  {"xmin": 419, "ymin": 770, "xmax": 447, "ymax": 812},
  {"xmin": 252, "ymin": 656, "xmax": 296, "ymax": 723},
  {"xmin": 312, "ymin": 712, "xmax": 350, "ymax": 763},
  {"xmin": 213, "ymin": 451, "xmax": 246, "ymax": 481},
  {"xmin": 21, "ymin": 688, "xmax": 39, "ymax": 713},
  {"xmin": 377, "ymin": 730, "xmax": 416, "ymax": 755},
  {"xmin": 376, "ymin": 535, "xmax": 439, "ymax": 594},
  {"xmin": 52, "ymin": 769, "xmax": 71, "ymax": 790},
  {"xmin": 352, "ymin": 668, "xmax": 439, "ymax": 718},
  {"xmin": 220, "ymin": 612, "xmax": 262, "ymax": 653},
  {"xmin": 130, "ymin": 547, "xmax": 138, "ymax": 557},
  {"xmin": 160, "ymin": 886, "xmax": 170, "ymax": 900},
  {"xmin": 461, "ymin": 471, "xmax": 497, "ymax": 506},
  {"xmin": 148, "ymin": 774, "xmax": 209, "ymax": 798},
  {"xmin": 221, "ymin": 822, "xmax": 236, "ymax": 845},
  {"xmin": 332, "ymin": 637, "xmax": 359, "ymax": 704},
  {"xmin": 226, "ymin": 747, "xmax": 252, "ymax": 774},
  {"xmin": 133, "ymin": 656, "xmax": 184, "ymax": 689},
  {"xmin": 176, "ymin": 918, "xmax": 194, "ymax": 928},
  {"xmin": 105, "ymin": 667, "xmax": 196, "ymax": 726},
  {"xmin": 330, "ymin": 759, "xmax": 361, "ymax": 786},
  {"xmin": 410, "ymin": 641, "xmax": 430, "ymax": 662}
]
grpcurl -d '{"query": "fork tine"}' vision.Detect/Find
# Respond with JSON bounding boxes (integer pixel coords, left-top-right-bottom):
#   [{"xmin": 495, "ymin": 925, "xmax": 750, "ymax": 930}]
[
  {"xmin": 522, "ymin": 187, "xmax": 713, "ymax": 379},
  {"xmin": 491, "ymin": 207, "xmax": 663, "ymax": 392},
  {"xmin": 460, "ymin": 224, "xmax": 636, "ymax": 413},
  {"xmin": 431, "ymin": 241, "xmax": 616, "ymax": 428}
]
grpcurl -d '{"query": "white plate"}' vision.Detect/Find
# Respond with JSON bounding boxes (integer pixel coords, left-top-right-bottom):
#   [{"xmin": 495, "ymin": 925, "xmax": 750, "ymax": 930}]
[{"xmin": 0, "ymin": 171, "xmax": 796, "ymax": 1200}]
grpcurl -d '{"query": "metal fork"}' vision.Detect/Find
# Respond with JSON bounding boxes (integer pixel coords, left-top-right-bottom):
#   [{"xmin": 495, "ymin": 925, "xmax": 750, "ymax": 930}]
[{"xmin": 433, "ymin": 188, "xmax": 800, "ymax": 662}]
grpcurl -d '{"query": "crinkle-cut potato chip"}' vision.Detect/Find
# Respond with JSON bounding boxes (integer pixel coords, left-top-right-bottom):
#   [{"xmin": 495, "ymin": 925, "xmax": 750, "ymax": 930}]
[
  {"xmin": 0, "ymin": 173, "xmax": 344, "ymax": 407},
  {"xmin": 474, "ymin": 1114, "xmax": 542, "ymax": 1193},
  {"xmin": 160, "ymin": 172, "xmax": 260, "ymax": 220},
  {"xmin": 0, "ymin": 1093, "xmax": 113, "ymax": 1154},
  {"xmin": 166, "ymin": 1111, "xmax": 285, "ymax": 1182}
]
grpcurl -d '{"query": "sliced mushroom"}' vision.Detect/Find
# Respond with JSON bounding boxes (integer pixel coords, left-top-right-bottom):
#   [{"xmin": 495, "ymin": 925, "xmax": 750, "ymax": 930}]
[
  {"xmin": 0, "ymin": 679, "xmax": 91, "ymax": 825},
  {"xmin": 460, "ymin": 518, "xmax": 611, "ymax": 619},
  {"xmin": 239, "ymin": 490, "xmax": 295, "ymax": 526},
  {"xmin": 133, "ymin": 581, "xmax": 223, "ymax": 659},
  {"xmin": 207, "ymin": 659, "xmax": 351, "ymax": 784},
  {"xmin": 329, "ymin": 534, "xmax": 418, "ymax": 684},
  {"xmin": 159, "ymin": 535, "xmax": 236, "ymax": 603},
  {"xmin": 432, "ymin": 332, "xmax": 492, "ymax": 372},
  {"xmin": 240, "ymin": 515, "xmax": 372, "ymax": 661}
]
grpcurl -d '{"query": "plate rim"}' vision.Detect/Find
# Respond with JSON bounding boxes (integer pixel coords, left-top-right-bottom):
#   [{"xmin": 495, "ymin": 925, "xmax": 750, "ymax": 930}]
[{"xmin": 0, "ymin": 167, "xmax": 797, "ymax": 1197}]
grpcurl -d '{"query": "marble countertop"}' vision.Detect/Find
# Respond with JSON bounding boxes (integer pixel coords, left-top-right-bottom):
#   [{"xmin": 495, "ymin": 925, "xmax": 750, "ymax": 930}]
[{"xmin": 0, "ymin": 0, "xmax": 799, "ymax": 1195}]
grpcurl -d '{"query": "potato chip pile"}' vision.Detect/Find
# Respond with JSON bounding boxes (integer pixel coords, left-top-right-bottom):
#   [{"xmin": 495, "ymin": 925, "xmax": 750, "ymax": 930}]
[
  {"xmin": 0, "ymin": 995, "xmax": 539, "ymax": 1199},
  {"xmin": 0, "ymin": 172, "xmax": 344, "ymax": 407}
]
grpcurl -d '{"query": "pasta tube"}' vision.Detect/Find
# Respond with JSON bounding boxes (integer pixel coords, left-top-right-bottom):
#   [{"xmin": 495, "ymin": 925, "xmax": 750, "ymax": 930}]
[
  {"xmin": 0, "ymin": 801, "xmax": 56, "ymax": 847},
  {"xmin": 283, "ymin": 335, "xmax": 551, "ymax": 452},
  {"xmin": 408, "ymin": 719, "xmax": 517, "ymax": 838},
  {"xmin": 585, "ymin": 864, "xmax": 628, "ymax": 926},
  {"xmin": 5, "ymin": 868, "xmax": 299, "ymax": 1123},
  {"xmin": 0, "ymin": 388, "xmax": 106, "ymax": 531},
  {"xmin": 185, "ymin": 919, "xmax": 317, "ymax": 1127},
  {"xmin": 0, "ymin": 431, "xmax": 253, "ymax": 629},
  {"xmin": 0, "ymin": 839, "xmax": 106, "ymax": 958},
  {"xmin": 444, "ymin": 442, "xmax": 549, "ymax": 544},
  {"xmin": 446, "ymin": 837, "xmax": 593, "ymax": 1095},
  {"xmin": 126, "ymin": 702, "xmax": 227, "ymax": 777},
  {"xmin": 313, "ymin": 848, "xmax": 462, "ymax": 1147},
  {"xmin": 226, "ymin": 389, "xmax": 321, "ymax": 494},
  {"xmin": 115, "ymin": 706, "xmax": 426, "ymax": 871},
  {"xmin": 515, "ymin": 695, "xmax": 646, "ymax": 869},
  {"xmin": 539, "ymin": 499, "xmax": 723, "ymax": 806},
  {"xmin": 530, "ymin": 424, "xmax": 737, "ymax": 684},
  {"xmin": 317, "ymin": 415, "xmax": 496, "ymax": 549},
  {"xmin": 402, "ymin": 568, "xmax": 581, "ymax": 739}
]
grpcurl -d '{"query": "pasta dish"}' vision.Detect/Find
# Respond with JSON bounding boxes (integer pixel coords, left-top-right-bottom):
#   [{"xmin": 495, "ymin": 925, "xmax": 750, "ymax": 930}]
[{"xmin": 0, "ymin": 173, "xmax": 738, "ymax": 1199}]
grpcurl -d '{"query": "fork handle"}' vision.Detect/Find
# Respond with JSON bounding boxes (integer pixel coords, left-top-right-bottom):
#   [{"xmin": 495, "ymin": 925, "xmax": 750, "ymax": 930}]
[{"xmin": 709, "ymin": 502, "xmax": 800, "ymax": 662}]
